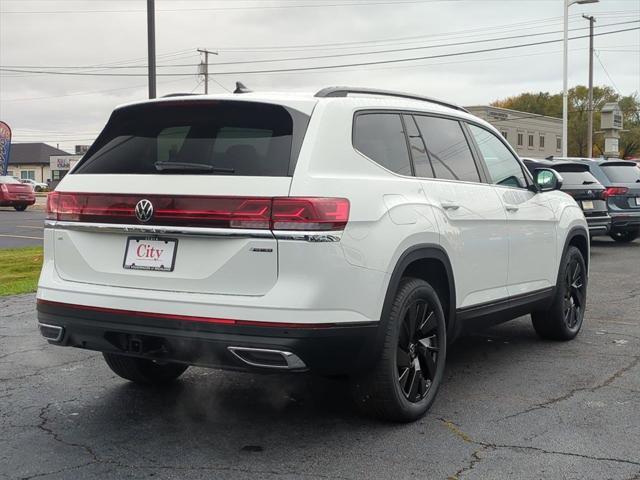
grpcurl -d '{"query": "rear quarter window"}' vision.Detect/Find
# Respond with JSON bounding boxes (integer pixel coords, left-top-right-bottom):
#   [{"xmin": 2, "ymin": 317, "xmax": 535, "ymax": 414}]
[
  {"xmin": 75, "ymin": 101, "xmax": 307, "ymax": 177},
  {"xmin": 353, "ymin": 113, "xmax": 413, "ymax": 176}
]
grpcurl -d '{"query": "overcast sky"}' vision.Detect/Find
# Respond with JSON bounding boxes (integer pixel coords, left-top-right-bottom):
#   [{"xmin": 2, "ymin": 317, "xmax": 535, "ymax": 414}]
[{"xmin": 0, "ymin": 0, "xmax": 639, "ymax": 153}]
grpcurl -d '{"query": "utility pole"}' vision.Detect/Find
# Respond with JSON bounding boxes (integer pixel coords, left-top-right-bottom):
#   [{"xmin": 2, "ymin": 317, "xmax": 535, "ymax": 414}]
[
  {"xmin": 584, "ymin": 14, "xmax": 596, "ymax": 158},
  {"xmin": 147, "ymin": 0, "xmax": 156, "ymax": 99},
  {"xmin": 197, "ymin": 49, "xmax": 219, "ymax": 94}
]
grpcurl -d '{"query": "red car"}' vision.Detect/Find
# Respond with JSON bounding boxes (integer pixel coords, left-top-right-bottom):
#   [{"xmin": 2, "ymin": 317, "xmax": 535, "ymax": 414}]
[{"xmin": 0, "ymin": 176, "xmax": 36, "ymax": 211}]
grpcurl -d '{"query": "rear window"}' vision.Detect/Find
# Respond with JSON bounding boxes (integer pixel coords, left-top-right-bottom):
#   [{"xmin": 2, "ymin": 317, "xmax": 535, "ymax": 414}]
[
  {"xmin": 0, "ymin": 176, "xmax": 20, "ymax": 184},
  {"xmin": 600, "ymin": 164, "xmax": 640, "ymax": 183},
  {"xmin": 546, "ymin": 165, "xmax": 600, "ymax": 186},
  {"xmin": 75, "ymin": 101, "xmax": 304, "ymax": 176}
]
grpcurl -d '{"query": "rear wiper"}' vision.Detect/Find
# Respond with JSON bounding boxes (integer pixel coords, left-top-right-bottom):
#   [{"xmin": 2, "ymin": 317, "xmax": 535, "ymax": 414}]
[
  {"xmin": 582, "ymin": 181, "xmax": 597, "ymax": 185},
  {"xmin": 154, "ymin": 161, "xmax": 234, "ymax": 174}
]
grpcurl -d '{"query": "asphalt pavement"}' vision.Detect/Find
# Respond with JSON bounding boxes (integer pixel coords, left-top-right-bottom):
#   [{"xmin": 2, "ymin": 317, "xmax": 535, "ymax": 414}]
[
  {"xmin": 0, "ymin": 208, "xmax": 46, "ymax": 249},
  {"xmin": 0, "ymin": 237, "xmax": 638, "ymax": 479}
]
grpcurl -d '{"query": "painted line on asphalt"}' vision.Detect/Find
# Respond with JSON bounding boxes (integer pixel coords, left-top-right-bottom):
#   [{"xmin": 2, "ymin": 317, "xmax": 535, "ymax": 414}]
[{"xmin": 0, "ymin": 234, "xmax": 43, "ymax": 240}]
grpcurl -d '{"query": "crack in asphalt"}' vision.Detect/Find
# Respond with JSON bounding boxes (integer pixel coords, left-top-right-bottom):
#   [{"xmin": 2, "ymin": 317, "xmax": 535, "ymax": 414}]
[
  {"xmin": 500, "ymin": 355, "xmax": 640, "ymax": 420},
  {"xmin": 37, "ymin": 402, "xmax": 99, "ymax": 463},
  {"xmin": 440, "ymin": 418, "xmax": 640, "ymax": 479}
]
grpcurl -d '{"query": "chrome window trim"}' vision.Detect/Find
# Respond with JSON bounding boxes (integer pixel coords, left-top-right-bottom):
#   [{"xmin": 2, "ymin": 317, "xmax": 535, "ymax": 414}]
[{"xmin": 45, "ymin": 220, "xmax": 343, "ymax": 242}]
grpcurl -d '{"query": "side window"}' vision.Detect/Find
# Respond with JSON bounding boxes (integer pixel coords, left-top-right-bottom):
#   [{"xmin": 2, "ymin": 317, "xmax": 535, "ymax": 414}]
[
  {"xmin": 468, "ymin": 124, "xmax": 527, "ymax": 189},
  {"xmin": 354, "ymin": 113, "xmax": 412, "ymax": 176},
  {"xmin": 414, "ymin": 115, "xmax": 481, "ymax": 183},
  {"xmin": 402, "ymin": 114, "xmax": 433, "ymax": 178}
]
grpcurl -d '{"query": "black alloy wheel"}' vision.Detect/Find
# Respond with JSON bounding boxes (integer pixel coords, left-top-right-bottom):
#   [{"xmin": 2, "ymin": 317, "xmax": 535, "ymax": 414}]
[
  {"xmin": 397, "ymin": 299, "xmax": 441, "ymax": 403},
  {"xmin": 531, "ymin": 246, "xmax": 587, "ymax": 341},
  {"xmin": 563, "ymin": 257, "xmax": 585, "ymax": 330}
]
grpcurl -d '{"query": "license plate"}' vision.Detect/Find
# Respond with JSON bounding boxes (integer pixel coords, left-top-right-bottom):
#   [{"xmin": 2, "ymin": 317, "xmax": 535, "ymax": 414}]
[
  {"xmin": 582, "ymin": 200, "xmax": 594, "ymax": 210},
  {"xmin": 123, "ymin": 237, "xmax": 177, "ymax": 272}
]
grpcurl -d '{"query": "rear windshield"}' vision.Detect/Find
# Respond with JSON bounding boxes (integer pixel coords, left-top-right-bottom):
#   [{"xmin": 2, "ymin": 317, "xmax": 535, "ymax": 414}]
[
  {"xmin": 547, "ymin": 165, "xmax": 599, "ymax": 186},
  {"xmin": 600, "ymin": 164, "xmax": 640, "ymax": 184},
  {"xmin": 75, "ymin": 100, "xmax": 306, "ymax": 176},
  {"xmin": 0, "ymin": 176, "xmax": 20, "ymax": 184}
]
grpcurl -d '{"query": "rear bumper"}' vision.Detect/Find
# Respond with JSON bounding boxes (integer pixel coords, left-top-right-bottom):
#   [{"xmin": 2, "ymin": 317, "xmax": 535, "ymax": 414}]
[
  {"xmin": 609, "ymin": 212, "xmax": 640, "ymax": 231},
  {"xmin": 36, "ymin": 300, "xmax": 380, "ymax": 375},
  {"xmin": 585, "ymin": 215, "xmax": 611, "ymax": 236},
  {"xmin": 0, "ymin": 197, "xmax": 36, "ymax": 206}
]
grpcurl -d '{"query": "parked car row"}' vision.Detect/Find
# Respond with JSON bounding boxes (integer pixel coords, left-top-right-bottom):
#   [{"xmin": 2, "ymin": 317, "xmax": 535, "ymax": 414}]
[
  {"xmin": 0, "ymin": 176, "xmax": 36, "ymax": 211},
  {"xmin": 523, "ymin": 157, "xmax": 640, "ymax": 243}
]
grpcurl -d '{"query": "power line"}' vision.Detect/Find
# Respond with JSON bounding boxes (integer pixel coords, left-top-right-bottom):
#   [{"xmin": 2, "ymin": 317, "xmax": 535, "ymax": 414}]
[{"xmin": 2, "ymin": 26, "xmax": 637, "ymax": 77}]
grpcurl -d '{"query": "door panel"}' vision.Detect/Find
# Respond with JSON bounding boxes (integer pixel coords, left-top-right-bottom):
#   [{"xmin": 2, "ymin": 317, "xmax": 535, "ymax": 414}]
[
  {"xmin": 496, "ymin": 188, "xmax": 558, "ymax": 296},
  {"xmin": 423, "ymin": 180, "xmax": 509, "ymax": 308}
]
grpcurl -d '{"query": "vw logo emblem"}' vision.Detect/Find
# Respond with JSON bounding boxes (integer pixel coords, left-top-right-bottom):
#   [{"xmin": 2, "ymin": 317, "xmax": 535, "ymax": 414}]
[{"xmin": 135, "ymin": 199, "xmax": 154, "ymax": 223}]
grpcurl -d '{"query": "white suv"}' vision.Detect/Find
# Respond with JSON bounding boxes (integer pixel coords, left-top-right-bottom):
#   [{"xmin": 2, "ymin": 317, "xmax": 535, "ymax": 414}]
[{"xmin": 37, "ymin": 87, "xmax": 589, "ymax": 422}]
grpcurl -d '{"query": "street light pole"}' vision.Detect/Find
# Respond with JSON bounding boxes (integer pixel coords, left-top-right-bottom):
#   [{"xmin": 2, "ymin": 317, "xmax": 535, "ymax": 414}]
[
  {"xmin": 563, "ymin": 0, "xmax": 599, "ymax": 157},
  {"xmin": 147, "ymin": 0, "xmax": 156, "ymax": 99},
  {"xmin": 584, "ymin": 14, "xmax": 596, "ymax": 158}
]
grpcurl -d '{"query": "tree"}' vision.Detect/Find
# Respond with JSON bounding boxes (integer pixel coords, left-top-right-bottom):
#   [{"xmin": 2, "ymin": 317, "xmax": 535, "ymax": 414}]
[{"xmin": 492, "ymin": 87, "xmax": 640, "ymax": 158}]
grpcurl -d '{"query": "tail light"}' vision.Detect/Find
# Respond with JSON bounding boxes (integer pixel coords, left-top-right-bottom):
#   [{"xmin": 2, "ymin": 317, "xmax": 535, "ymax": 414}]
[
  {"xmin": 602, "ymin": 187, "xmax": 629, "ymax": 199},
  {"xmin": 272, "ymin": 197, "xmax": 350, "ymax": 231},
  {"xmin": 47, "ymin": 193, "xmax": 350, "ymax": 231},
  {"xmin": 0, "ymin": 184, "xmax": 7, "ymax": 194}
]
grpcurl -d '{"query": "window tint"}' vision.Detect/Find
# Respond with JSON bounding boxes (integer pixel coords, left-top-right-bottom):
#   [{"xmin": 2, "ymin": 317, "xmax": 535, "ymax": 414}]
[
  {"xmin": 414, "ymin": 116, "xmax": 480, "ymax": 182},
  {"xmin": 75, "ymin": 101, "xmax": 299, "ymax": 177},
  {"xmin": 600, "ymin": 164, "xmax": 640, "ymax": 183},
  {"xmin": 550, "ymin": 168, "xmax": 599, "ymax": 186},
  {"xmin": 402, "ymin": 114, "xmax": 433, "ymax": 178},
  {"xmin": 468, "ymin": 124, "xmax": 527, "ymax": 188},
  {"xmin": 354, "ymin": 114, "xmax": 412, "ymax": 176}
]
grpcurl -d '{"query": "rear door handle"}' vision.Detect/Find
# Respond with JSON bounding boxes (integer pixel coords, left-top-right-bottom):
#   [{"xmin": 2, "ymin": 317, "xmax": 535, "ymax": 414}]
[
  {"xmin": 505, "ymin": 205, "xmax": 519, "ymax": 213},
  {"xmin": 441, "ymin": 202, "xmax": 460, "ymax": 211}
]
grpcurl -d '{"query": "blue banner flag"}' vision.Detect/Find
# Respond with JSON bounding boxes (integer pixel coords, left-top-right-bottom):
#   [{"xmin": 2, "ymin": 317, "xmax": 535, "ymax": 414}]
[{"xmin": 0, "ymin": 121, "xmax": 12, "ymax": 176}]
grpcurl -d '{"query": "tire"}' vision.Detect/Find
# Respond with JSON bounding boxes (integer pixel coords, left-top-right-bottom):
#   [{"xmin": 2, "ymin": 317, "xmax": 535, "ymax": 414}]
[
  {"xmin": 103, "ymin": 353, "xmax": 188, "ymax": 385},
  {"xmin": 14, "ymin": 205, "xmax": 27, "ymax": 211},
  {"xmin": 610, "ymin": 229, "xmax": 639, "ymax": 243},
  {"xmin": 351, "ymin": 277, "xmax": 447, "ymax": 422},
  {"xmin": 531, "ymin": 246, "xmax": 587, "ymax": 341}
]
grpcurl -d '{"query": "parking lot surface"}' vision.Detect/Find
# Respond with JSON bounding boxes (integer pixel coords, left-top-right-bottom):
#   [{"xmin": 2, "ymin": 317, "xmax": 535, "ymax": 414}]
[
  {"xmin": 1, "ymin": 238, "xmax": 638, "ymax": 480},
  {"xmin": 0, "ymin": 209, "xmax": 45, "ymax": 248}
]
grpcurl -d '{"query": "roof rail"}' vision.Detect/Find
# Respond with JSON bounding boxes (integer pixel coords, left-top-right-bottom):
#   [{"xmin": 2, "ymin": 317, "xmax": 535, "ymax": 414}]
[
  {"xmin": 161, "ymin": 93, "xmax": 199, "ymax": 98},
  {"xmin": 314, "ymin": 87, "xmax": 469, "ymax": 113}
]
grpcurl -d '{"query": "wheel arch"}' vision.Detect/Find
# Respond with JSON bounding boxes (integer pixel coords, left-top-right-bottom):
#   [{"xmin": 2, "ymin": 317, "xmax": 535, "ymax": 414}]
[
  {"xmin": 563, "ymin": 226, "xmax": 590, "ymax": 274},
  {"xmin": 378, "ymin": 245, "xmax": 457, "ymax": 347}
]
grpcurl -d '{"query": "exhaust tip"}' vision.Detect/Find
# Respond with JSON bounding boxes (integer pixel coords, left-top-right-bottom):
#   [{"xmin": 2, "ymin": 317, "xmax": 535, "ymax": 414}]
[
  {"xmin": 38, "ymin": 323, "xmax": 64, "ymax": 342},
  {"xmin": 227, "ymin": 346, "xmax": 306, "ymax": 370}
]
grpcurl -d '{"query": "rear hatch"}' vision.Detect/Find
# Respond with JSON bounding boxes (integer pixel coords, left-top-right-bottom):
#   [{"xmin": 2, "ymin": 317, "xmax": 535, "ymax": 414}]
[
  {"xmin": 599, "ymin": 162, "xmax": 640, "ymax": 212},
  {"xmin": 50, "ymin": 98, "xmax": 314, "ymax": 296},
  {"xmin": 0, "ymin": 177, "xmax": 34, "ymax": 199},
  {"xmin": 552, "ymin": 164, "xmax": 607, "ymax": 216}
]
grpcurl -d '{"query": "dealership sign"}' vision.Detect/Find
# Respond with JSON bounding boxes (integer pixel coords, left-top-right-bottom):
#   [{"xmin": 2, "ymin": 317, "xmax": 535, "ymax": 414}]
[
  {"xmin": 0, "ymin": 121, "xmax": 11, "ymax": 176},
  {"xmin": 50, "ymin": 155, "xmax": 82, "ymax": 171}
]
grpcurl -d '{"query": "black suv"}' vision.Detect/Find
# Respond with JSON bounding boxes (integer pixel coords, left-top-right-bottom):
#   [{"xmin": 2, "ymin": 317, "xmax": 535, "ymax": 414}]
[
  {"xmin": 550, "ymin": 158, "xmax": 640, "ymax": 243},
  {"xmin": 523, "ymin": 158, "xmax": 610, "ymax": 237}
]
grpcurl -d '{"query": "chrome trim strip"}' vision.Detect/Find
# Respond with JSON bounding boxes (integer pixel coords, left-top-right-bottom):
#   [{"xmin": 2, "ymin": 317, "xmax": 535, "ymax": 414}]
[
  {"xmin": 38, "ymin": 322, "xmax": 64, "ymax": 342},
  {"xmin": 272, "ymin": 230, "xmax": 343, "ymax": 242},
  {"xmin": 227, "ymin": 346, "xmax": 307, "ymax": 370},
  {"xmin": 45, "ymin": 220, "xmax": 274, "ymax": 239},
  {"xmin": 45, "ymin": 221, "xmax": 343, "ymax": 242}
]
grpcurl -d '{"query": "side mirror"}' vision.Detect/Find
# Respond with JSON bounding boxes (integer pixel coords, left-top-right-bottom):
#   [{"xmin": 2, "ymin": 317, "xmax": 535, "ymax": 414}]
[{"xmin": 533, "ymin": 168, "xmax": 563, "ymax": 192}]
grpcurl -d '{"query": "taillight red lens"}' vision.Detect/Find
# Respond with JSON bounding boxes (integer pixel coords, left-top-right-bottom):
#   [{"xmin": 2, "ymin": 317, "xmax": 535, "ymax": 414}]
[
  {"xmin": 272, "ymin": 197, "xmax": 350, "ymax": 231},
  {"xmin": 602, "ymin": 187, "xmax": 629, "ymax": 199},
  {"xmin": 45, "ymin": 193, "xmax": 350, "ymax": 231},
  {"xmin": 0, "ymin": 184, "xmax": 8, "ymax": 194}
]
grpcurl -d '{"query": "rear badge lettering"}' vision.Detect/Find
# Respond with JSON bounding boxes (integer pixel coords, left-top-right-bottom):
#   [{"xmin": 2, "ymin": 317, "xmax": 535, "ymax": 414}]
[{"xmin": 251, "ymin": 248, "xmax": 273, "ymax": 253}]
